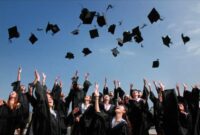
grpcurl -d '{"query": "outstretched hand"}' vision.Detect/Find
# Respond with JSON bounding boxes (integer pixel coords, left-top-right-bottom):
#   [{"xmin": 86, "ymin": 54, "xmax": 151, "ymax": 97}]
[
  {"xmin": 34, "ymin": 70, "xmax": 40, "ymax": 82},
  {"xmin": 94, "ymin": 83, "xmax": 99, "ymax": 97},
  {"xmin": 18, "ymin": 66, "xmax": 22, "ymax": 73},
  {"xmin": 159, "ymin": 82, "xmax": 165, "ymax": 91},
  {"xmin": 85, "ymin": 73, "xmax": 89, "ymax": 80}
]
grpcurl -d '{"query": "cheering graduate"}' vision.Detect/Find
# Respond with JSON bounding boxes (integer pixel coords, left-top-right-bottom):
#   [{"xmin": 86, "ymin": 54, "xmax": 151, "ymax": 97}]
[
  {"xmin": 94, "ymin": 83, "xmax": 129, "ymax": 135},
  {"xmin": 11, "ymin": 67, "xmax": 30, "ymax": 135},
  {"xmin": 149, "ymin": 81, "xmax": 165, "ymax": 135},
  {"xmin": 0, "ymin": 88, "xmax": 22, "ymax": 135},
  {"xmin": 26, "ymin": 70, "xmax": 62, "ymax": 135},
  {"xmin": 65, "ymin": 71, "xmax": 91, "ymax": 110}
]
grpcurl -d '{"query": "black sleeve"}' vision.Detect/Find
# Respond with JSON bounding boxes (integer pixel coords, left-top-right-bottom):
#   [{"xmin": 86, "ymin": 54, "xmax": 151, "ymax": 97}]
[
  {"xmin": 11, "ymin": 81, "xmax": 21, "ymax": 92},
  {"xmin": 65, "ymin": 89, "xmax": 74, "ymax": 109},
  {"xmin": 82, "ymin": 80, "xmax": 91, "ymax": 94},
  {"xmin": 34, "ymin": 81, "xmax": 49, "ymax": 118},
  {"xmin": 141, "ymin": 85, "xmax": 149, "ymax": 100},
  {"xmin": 103, "ymin": 87, "xmax": 109, "ymax": 95},
  {"xmin": 149, "ymin": 91, "xmax": 157, "ymax": 103}
]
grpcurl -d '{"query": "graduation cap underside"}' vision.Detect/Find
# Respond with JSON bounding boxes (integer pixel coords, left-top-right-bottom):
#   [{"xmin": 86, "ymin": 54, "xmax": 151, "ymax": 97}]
[
  {"xmin": 8, "ymin": 26, "xmax": 20, "ymax": 40},
  {"xmin": 46, "ymin": 23, "xmax": 60, "ymax": 35},
  {"xmin": 97, "ymin": 15, "xmax": 106, "ymax": 27},
  {"xmin": 79, "ymin": 8, "xmax": 96, "ymax": 24},
  {"xmin": 111, "ymin": 47, "xmax": 119, "ymax": 57}
]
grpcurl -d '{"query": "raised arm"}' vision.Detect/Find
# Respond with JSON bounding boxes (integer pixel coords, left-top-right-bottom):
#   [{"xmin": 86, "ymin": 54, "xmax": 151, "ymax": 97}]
[
  {"xmin": 94, "ymin": 83, "xmax": 100, "ymax": 113},
  {"xmin": 17, "ymin": 66, "xmax": 22, "ymax": 81},
  {"xmin": 103, "ymin": 77, "xmax": 109, "ymax": 95},
  {"xmin": 141, "ymin": 78, "xmax": 150, "ymax": 100},
  {"xmin": 176, "ymin": 83, "xmax": 181, "ymax": 96},
  {"xmin": 83, "ymin": 73, "xmax": 91, "ymax": 94},
  {"xmin": 42, "ymin": 73, "xmax": 47, "ymax": 86}
]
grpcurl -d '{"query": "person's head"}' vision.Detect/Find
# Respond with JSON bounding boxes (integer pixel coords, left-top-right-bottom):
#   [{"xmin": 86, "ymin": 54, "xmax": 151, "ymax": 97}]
[
  {"xmin": 109, "ymin": 91, "xmax": 114, "ymax": 98},
  {"xmin": 124, "ymin": 95, "xmax": 129, "ymax": 103},
  {"xmin": 20, "ymin": 85, "xmax": 26, "ymax": 93},
  {"xmin": 84, "ymin": 95, "xmax": 91, "ymax": 104},
  {"xmin": 8, "ymin": 91, "xmax": 19, "ymax": 110},
  {"xmin": 103, "ymin": 95, "xmax": 110, "ymax": 102},
  {"xmin": 131, "ymin": 90, "xmax": 139, "ymax": 99},
  {"xmin": 178, "ymin": 103, "xmax": 185, "ymax": 112},
  {"xmin": 138, "ymin": 90, "xmax": 142, "ymax": 98},
  {"xmin": 47, "ymin": 93, "xmax": 54, "ymax": 108},
  {"xmin": 115, "ymin": 105, "xmax": 126, "ymax": 115}
]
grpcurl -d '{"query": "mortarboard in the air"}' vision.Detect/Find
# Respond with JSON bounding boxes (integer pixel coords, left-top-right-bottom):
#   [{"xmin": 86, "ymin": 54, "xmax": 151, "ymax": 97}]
[
  {"xmin": 108, "ymin": 24, "xmax": 116, "ymax": 34},
  {"xmin": 46, "ymin": 22, "xmax": 60, "ymax": 35},
  {"xmin": 82, "ymin": 48, "xmax": 92, "ymax": 56},
  {"xmin": 51, "ymin": 24, "xmax": 60, "ymax": 35},
  {"xmin": 65, "ymin": 52, "xmax": 74, "ymax": 59},
  {"xmin": 79, "ymin": 8, "xmax": 96, "ymax": 24},
  {"xmin": 132, "ymin": 26, "xmax": 143, "ymax": 43},
  {"xmin": 71, "ymin": 29, "xmax": 79, "ymax": 35},
  {"xmin": 148, "ymin": 8, "xmax": 162, "ymax": 24},
  {"xmin": 162, "ymin": 35, "xmax": 172, "ymax": 47},
  {"xmin": 111, "ymin": 47, "xmax": 119, "ymax": 57},
  {"xmin": 89, "ymin": 28, "xmax": 99, "ymax": 39},
  {"xmin": 181, "ymin": 33, "xmax": 190, "ymax": 44},
  {"xmin": 29, "ymin": 33, "xmax": 38, "ymax": 44},
  {"xmin": 152, "ymin": 59, "xmax": 159, "ymax": 68},
  {"xmin": 123, "ymin": 31, "xmax": 132, "ymax": 43},
  {"xmin": 97, "ymin": 15, "xmax": 107, "ymax": 27},
  {"xmin": 116, "ymin": 38, "xmax": 123, "ymax": 47},
  {"xmin": 8, "ymin": 26, "xmax": 20, "ymax": 41}
]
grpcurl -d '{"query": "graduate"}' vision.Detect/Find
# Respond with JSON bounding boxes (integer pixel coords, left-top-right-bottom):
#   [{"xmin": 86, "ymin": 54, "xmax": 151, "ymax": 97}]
[
  {"xmin": 11, "ymin": 67, "xmax": 30, "ymax": 135},
  {"xmin": 26, "ymin": 70, "xmax": 62, "ymax": 135},
  {"xmin": 149, "ymin": 81, "xmax": 165, "ymax": 135},
  {"xmin": 94, "ymin": 83, "xmax": 129, "ymax": 135},
  {"xmin": 0, "ymin": 88, "xmax": 22, "ymax": 135},
  {"xmin": 65, "ymin": 71, "xmax": 91, "ymax": 110}
]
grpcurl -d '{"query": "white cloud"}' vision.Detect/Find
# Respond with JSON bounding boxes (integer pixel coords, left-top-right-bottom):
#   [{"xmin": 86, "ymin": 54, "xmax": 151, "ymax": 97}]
[
  {"xmin": 121, "ymin": 50, "xmax": 135, "ymax": 56},
  {"xmin": 186, "ymin": 41, "xmax": 200, "ymax": 56}
]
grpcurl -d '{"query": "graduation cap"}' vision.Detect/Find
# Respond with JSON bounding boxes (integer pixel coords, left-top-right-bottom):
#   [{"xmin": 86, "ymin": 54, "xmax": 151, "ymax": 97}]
[
  {"xmin": 65, "ymin": 52, "xmax": 74, "ymax": 59},
  {"xmin": 108, "ymin": 24, "xmax": 116, "ymax": 34},
  {"xmin": 148, "ymin": 8, "xmax": 162, "ymax": 24},
  {"xmin": 152, "ymin": 59, "xmax": 159, "ymax": 68},
  {"xmin": 117, "ymin": 38, "xmax": 123, "ymax": 47},
  {"xmin": 71, "ymin": 29, "xmax": 79, "ymax": 35},
  {"xmin": 181, "ymin": 33, "xmax": 190, "ymax": 44},
  {"xmin": 89, "ymin": 28, "xmax": 99, "ymax": 39},
  {"xmin": 111, "ymin": 47, "xmax": 119, "ymax": 57},
  {"xmin": 97, "ymin": 15, "xmax": 107, "ymax": 27},
  {"xmin": 29, "ymin": 33, "xmax": 38, "ymax": 44},
  {"xmin": 46, "ymin": 23, "xmax": 60, "ymax": 35},
  {"xmin": 162, "ymin": 35, "xmax": 172, "ymax": 47},
  {"xmin": 79, "ymin": 8, "xmax": 96, "ymax": 24},
  {"xmin": 8, "ymin": 26, "xmax": 20, "ymax": 41},
  {"xmin": 132, "ymin": 26, "xmax": 143, "ymax": 43},
  {"xmin": 123, "ymin": 31, "xmax": 132, "ymax": 43},
  {"xmin": 82, "ymin": 48, "xmax": 92, "ymax": 56}
]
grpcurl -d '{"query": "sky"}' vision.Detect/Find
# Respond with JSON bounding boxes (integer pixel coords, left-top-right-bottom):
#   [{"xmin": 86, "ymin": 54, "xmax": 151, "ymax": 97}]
[{"xmin": 0, "ymin": 0, "xmax": 200, "ymax": 101}]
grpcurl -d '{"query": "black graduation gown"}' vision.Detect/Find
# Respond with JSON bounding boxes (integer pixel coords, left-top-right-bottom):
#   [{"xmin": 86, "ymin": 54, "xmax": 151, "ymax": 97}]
[
  {"xmin": 128, "ymin": 99, "xmax": 149, "ymax": 135},
  {"xmin": 0, "ymin": 104, "xmax": 22, "ymax": 135},
  {"xmin": 109, "ymin": 120, "xmax": 129, "ymax": 135},
  {"xmin": 51, "ymin": 84, "xmax": 69, "ymax": 134},
  {"xmin": 149, "ymin": 91, "xmax": 164, "ymax": 134},
  {"xmin": 184, "ymin": 89, "xmax": 200, "ymax": 135},
  {"xmin": 11, "ymin": 81, "xmax": 30, "ymax": 129},
  {"xmin": 178, "ymin": 112, "xmax": 192, "ymax": 135},
  {"xmin": 162, "ymin": 89, "xmax": 180, "ymax": 135},
  {"xmin": 26, "ymin": 82, "xmax": 61, "ymax": 135},
  {"xmin": 65, "ymin": 80, "xmax": 91, "ymax": 110},
  {"xmin": 100, "ymin": 103, "xmax": 115, "ymax": 135}
]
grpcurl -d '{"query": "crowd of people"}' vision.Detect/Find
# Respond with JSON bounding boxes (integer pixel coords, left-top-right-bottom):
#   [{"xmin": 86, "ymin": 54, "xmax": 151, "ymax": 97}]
[{"xmin": 0, "ymin": 67, "xmax": 199, "ymax": 135}]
